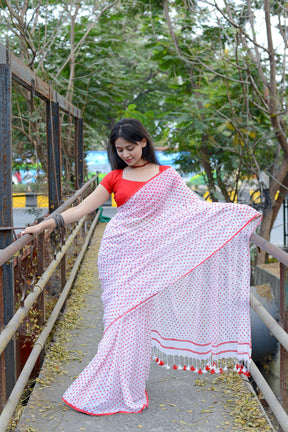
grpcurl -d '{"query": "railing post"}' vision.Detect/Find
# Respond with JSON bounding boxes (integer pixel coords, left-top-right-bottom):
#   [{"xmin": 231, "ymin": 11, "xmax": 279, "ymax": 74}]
[
  {"xmin": 47, "ymin": 101, "xmax": 62, "ymax": 213},
  {"xmin": 74, "ymin": 117, "xmax": 83, "ymax": 190},
  {"xmin": 0, "ymin": 45, "xmax": 16, "ymax": 405},
  {"xmin": 37, "ymin": 232, "xmax": 46, "ymax": 325},
  {"xmin": 0, "ymin": 267, "xmax": 6, "ymax": 412},
  {"xmin": 280, "ymin": 257, "xmax": 288, "ymax": 412}
]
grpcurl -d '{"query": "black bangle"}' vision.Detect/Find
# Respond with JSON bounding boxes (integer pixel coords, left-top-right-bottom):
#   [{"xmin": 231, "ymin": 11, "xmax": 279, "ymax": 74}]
[{"xmin": 52, "ymin": 214, "xmax": 65, "ymax": 229}]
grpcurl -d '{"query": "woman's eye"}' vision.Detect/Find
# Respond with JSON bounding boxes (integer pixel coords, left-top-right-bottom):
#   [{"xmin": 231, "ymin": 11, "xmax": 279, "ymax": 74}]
[{"xmin": 116, "ymin": 147, "xmax": 134, "ymax": 153}]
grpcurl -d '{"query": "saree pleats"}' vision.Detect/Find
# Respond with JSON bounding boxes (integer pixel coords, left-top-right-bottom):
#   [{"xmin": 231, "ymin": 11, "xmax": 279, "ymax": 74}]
[{"xmin": 63, "ymin": 301, "xmax": 152, "ymax": 415}]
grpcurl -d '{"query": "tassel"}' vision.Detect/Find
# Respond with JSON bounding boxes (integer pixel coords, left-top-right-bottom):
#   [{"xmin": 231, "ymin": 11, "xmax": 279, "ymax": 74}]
[
  {"xmin": 205, "ymin": 365, "xmax": 211, "ymax": 371},
  {"xmin": 156, "ymin": 357, "xmax": 159, "ymax": 363},
  {"xmin": 210, "ymin": 368, "xmax": 215, "ymax": 374},
  {"xmin": 198, "ymin": 368, "xmax": 203, "ymax": 374},
  {"xmin": 190, "ymin": 366, "xmax": 195, "ymax": 371},
  {"xmin": 183, "ymin": 365, "xmax": 187, "ymax": 371},
  {"xmin": 219, "ymin": 368, "xmax": 223, "ymax": 374},
  {"xmin": 173, "ymin": 364, "xmax": 178, "ymax": 370},
  {"xmin": 159, "ymin": 360, "xmax": 164, "ymax": 366},
  {"xmin": 238, "ymin": 365, "xmax": 244, "ymax": 374}
]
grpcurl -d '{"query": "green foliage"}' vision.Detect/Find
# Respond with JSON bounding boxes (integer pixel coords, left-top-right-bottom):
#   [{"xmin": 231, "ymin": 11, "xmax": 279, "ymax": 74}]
[{"xmin": 2, "ymin": 0, "xmax": 288, "ymax": 226}]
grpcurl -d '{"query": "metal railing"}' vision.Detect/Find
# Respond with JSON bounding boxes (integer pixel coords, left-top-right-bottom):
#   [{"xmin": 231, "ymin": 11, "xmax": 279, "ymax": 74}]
[
  {"xmin": 0, "ymin": 176, "xmax": 99, "ymax": 431},
  {"xmin": 250, "ymin": 232, "xmax": 288, "ymax": 432}
]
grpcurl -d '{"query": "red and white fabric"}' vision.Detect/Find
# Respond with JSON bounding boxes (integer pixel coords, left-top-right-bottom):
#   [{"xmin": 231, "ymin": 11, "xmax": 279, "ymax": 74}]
[{"xmin": 62, "ymin": 167, "xmax": 261, "ymax": 415}]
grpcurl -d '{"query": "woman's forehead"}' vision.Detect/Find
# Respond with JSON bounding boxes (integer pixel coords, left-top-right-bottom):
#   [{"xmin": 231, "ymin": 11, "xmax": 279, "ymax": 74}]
[{"xmin": 115, "ymin": 137, "xmax": 137, "ymax": 148}]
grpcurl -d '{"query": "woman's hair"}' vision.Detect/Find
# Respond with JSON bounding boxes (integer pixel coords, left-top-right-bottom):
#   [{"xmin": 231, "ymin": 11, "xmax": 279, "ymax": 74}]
[{"xmin": 108, "ymin": 118, "xmax": 159, "ymax": 170}]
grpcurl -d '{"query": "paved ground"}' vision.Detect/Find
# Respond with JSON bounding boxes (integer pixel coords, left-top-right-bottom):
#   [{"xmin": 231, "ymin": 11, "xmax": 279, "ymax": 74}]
[{"xmin": 16, "ymin": 222, "xmax": 275, "ymax": 432}]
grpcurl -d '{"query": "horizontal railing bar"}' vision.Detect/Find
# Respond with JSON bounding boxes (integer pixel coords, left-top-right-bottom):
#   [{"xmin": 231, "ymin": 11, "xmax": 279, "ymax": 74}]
[
  {"xmin": 0, "ymin": 215, "xmax": 87, "ymax": 356},
  {"xmin": 250, "ymin": 232, "xmax": 288, "ymax": 267},
  {"xmin": 250, "ymin": 293, "xmax": 288, "ymax": 351},
  {"xmin": 0, "ymin": 43, "xmax": 81, "ymax": 118},
  {"xmin": 0, "ymin": 210, "xmax": 100, "ymax": 432},
  {"xmin": 0, "ymin": 175, "xmax": 98, "ymax": 267},
  {"xmin": 249, "ymin": 360, "xmax": 288, "ymax": 432}
]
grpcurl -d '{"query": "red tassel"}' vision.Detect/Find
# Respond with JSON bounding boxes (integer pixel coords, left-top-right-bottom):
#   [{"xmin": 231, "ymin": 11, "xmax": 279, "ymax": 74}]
[
  {"xmin": 159, "ymin": 360, "xmax": 164, "ymax": 366},
  {"xmin": 210, "ymin": 369, "xmax": 215, "ymax": 374},
  {"xmin": 156, "ymin": 357, "xmax": 159, "ymax": 363},
  {"xmin": 198, "ymin": 368, "xmax": 202, "ymax": 374},
  {"xmin": 205, "ymin": 365, "xmax": 210, "ymax": 371},
  {"xmin": 190, "ymin": 366, "xmax": 195, "ymax": 371},
  {"xmin": 219, "ymin": 368, "xmax": 223, "ymax": 374},
  {"xmin": 244, "ymin": 371, "xmax": 251, "ymax": 377},
  {"xmin": 173, "ymin": 364, "xmax": 178, "ymax": 370},
  {"xmin": 183, "ymin": 365, "xmax": 187, "ymax": 371}
]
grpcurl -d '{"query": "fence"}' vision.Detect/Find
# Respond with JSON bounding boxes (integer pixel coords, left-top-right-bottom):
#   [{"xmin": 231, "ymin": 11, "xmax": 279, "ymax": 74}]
[
  {"xmin": 0, "ymin": 39, "xmax": 84, "ymax": 419},
  {"xmin": 0, "ymin": 176, "xmax": 100, "ymax": 432},
  {"xmin": 250, "ymin": 233, "xmax": 288, "ymax": 432}
]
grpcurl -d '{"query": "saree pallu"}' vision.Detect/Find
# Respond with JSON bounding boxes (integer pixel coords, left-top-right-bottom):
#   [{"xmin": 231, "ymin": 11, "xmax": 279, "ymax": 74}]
[{"xmin": 62, "ymin": 167, "xmax": 262, "ymax": 415}]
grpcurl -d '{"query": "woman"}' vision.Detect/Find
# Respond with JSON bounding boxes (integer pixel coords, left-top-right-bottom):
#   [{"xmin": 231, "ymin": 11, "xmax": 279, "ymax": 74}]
[{"xmin": 22, "ymin": 118, "xmax": 262, "ymax": 416}]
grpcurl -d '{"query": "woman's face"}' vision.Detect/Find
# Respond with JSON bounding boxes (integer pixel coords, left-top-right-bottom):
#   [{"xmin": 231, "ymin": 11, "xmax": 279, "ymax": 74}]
[{"xmin": 115, "ymin": 137, "xmax": 147, "ymax": 167}]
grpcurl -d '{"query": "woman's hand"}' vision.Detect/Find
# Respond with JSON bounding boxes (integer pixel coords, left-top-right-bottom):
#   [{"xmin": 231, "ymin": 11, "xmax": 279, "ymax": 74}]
[
  {"xmin": 20, "ymin": 217, "xmax": 55, "ymax": 237},
  {"xmin": 21, "ymin": 224, "xmax": 44, "ymax": 237}
]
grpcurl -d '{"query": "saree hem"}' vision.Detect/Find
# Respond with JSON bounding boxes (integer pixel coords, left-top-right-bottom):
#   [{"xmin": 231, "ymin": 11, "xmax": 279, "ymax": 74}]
[{"xmin": 62, "ymin": 390, "xmax": 149, "ymax": 416}]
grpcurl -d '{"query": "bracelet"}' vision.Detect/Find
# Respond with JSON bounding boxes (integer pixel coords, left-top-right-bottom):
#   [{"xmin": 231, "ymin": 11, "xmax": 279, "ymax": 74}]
[{"xmin": 52, "ymin": 214, "xmax": 65, "ymax": 229}]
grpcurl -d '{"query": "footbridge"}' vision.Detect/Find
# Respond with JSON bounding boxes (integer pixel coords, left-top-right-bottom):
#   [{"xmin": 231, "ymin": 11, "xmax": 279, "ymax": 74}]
[
  {"xmin": 0, "ymin": 42, "xmax": 288, "ymax": 432},
  {"xmin": 0, "ymin": 197, "xmax": 287, "ymax": 431}
]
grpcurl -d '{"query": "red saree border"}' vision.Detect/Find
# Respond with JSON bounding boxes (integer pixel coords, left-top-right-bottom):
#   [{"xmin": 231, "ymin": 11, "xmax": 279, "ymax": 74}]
[{"xmin": 62, "ymin": 390, "xmax": 149, "ymax": 416}]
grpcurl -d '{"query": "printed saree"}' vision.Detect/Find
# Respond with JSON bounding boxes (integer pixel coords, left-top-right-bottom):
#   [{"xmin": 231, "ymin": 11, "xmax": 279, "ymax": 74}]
[{"xmin": 62, "ymin": 167, "xmax": 262, "ymax": 416}]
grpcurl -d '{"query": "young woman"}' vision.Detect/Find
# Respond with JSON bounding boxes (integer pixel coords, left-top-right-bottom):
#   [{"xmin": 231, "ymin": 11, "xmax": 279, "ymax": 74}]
[{"xmin": 21, "ymin": 118, "xmax": 262, "ymax": 416}]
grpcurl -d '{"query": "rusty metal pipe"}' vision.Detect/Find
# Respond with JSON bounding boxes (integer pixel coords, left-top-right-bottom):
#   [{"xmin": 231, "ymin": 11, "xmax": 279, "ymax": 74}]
[
  {"xmin": 250, "ymin": 292, "xmax": 288, "ymax": 351},
  {"xmin": 0, "ymin": 215, "xmax": 89, "ymax": 356},
  {"xmin": 249, "ymin": 360, "xmax": 288, "ymax": 432},
  {"xmin": 0, "ymin": 175, "xmax": 98, "ymax": 268},
  {"xmin": 0, "ymin": 210, "xmax": 99, "ymax": 432},
  {"xmin": 251, "ymin": 233, "xmax": 288, "ymax": 266}
]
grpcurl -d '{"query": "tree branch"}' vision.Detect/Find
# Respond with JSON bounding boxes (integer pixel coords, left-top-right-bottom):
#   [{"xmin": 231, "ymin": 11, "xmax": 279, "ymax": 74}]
[{"xmin": 54, "ymin": 0, "xmax": 119, "ymax": 80}]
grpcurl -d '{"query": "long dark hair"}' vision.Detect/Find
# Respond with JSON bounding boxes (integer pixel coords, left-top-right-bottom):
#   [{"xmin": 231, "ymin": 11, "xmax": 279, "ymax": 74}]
[{"xmin": 108, "ymin": 118, "xmax": 159, "ymax": 170}]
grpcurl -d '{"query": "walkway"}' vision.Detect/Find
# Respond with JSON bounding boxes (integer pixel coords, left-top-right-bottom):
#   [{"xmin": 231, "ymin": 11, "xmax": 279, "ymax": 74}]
[{"xmin": 16, "ymin": 223, "xmax": 275, "ymax": 432}]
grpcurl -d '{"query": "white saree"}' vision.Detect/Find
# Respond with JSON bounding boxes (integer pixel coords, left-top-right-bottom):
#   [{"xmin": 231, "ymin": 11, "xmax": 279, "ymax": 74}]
[{"xmin": 62, "ymin": 167, "xmax": 261, "ymax": 415}]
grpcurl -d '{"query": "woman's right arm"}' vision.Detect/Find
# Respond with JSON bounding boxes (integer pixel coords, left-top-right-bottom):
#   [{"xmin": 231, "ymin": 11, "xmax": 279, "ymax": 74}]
[{"xmin": 21, "ymin": 184, "xmax": 111, "ymax": 236}]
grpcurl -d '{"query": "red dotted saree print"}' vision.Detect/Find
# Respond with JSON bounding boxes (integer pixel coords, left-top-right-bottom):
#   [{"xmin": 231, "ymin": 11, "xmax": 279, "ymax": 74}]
[{"xmin": 63, "ymin": 167, "xmax": 261, "ymax": 415}]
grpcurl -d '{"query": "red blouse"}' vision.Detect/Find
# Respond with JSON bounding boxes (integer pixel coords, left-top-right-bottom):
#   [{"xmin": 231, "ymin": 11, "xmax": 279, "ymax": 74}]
[{"xmin": 101, "ymin": 165, "xmax": 170, "ymax": 207}]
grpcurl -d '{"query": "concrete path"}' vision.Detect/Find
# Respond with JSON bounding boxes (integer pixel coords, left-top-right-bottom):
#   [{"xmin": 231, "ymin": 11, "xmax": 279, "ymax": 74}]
[{"xmin": 16, "ymin": 223, "xmax": 274, "ymax": 432}]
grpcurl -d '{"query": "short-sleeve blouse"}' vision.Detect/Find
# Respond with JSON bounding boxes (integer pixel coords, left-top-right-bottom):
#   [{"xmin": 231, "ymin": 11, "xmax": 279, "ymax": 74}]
[{"xmin": 100, "ymin": 165, "xmax": 170, "ymax": 207}]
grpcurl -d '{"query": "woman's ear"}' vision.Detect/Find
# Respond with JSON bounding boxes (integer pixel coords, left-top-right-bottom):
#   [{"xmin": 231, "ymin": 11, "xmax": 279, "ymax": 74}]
[{"xmin": 140, "ymin": 138, "xmax": 147, "ymax": 148}]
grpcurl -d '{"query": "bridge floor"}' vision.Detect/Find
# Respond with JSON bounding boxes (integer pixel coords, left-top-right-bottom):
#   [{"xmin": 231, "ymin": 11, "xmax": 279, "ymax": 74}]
[{"xmin": 16, "ymin": 222, "xmax": 275, "ymax": 432}]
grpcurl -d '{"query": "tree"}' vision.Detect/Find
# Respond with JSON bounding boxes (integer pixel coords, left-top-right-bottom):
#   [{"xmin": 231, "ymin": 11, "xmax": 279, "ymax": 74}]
[
  {"xmin": 0, "ymin": 0, "xmax": 170, "ymax": 182},
  {"xmin": 144, "ymin": 0, "xmax": 288, "ymax": 261}
]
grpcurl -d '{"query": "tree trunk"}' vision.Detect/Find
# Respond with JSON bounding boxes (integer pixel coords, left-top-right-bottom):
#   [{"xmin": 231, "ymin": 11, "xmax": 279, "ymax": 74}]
[{"xmin": 256, "ymin": 208, "xmax": 273, "ymax": 264}]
